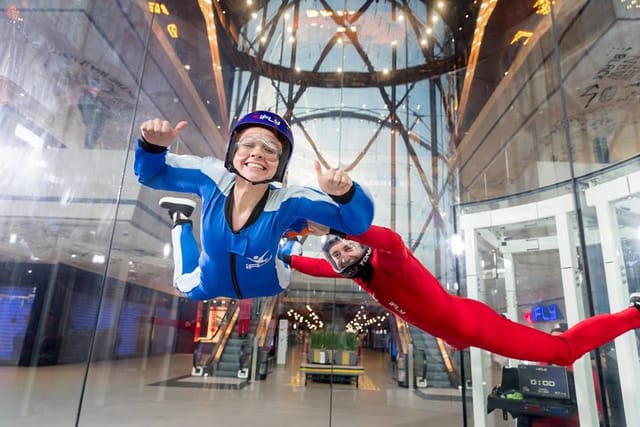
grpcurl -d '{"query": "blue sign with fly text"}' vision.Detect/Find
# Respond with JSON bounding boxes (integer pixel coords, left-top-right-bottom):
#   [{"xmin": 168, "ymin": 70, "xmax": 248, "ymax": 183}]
[{"xmin": 530, "ymin": 303, "xmax": 561, "ymax": 322}]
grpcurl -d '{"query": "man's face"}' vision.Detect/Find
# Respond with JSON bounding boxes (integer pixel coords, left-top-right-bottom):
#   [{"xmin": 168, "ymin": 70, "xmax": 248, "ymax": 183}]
[{"xmin": 328, "ymin": 240, "xmax": 365, "ymax": 270}]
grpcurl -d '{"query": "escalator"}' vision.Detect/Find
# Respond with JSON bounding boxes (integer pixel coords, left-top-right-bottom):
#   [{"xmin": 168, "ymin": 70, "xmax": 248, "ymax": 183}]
[
  {"xmin": 192, "ymin": 299, "xmax": 238, "ymax": 377},
  {"xmin": 191, "ymin": 296, "xmax": 280, "ymax": 381},
  {"xmin": 408, "ymin": 324, "xmax": 455, "ymax": 388},
  {"xmin": 389, "ymin": 315, "xmax": 459, "ymax": 389}
]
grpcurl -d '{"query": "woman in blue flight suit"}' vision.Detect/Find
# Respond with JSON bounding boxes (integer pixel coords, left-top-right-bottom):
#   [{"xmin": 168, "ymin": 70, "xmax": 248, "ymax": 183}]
[{"xmin": 134, "ymin": 110, "xmax": 374, "ymax": 301}]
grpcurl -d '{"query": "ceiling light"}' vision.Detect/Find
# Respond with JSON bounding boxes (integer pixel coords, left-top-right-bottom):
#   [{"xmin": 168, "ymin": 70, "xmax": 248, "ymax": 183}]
[
  {"xmin": 450, "ymin": 234, "xmax": 465, "ymax": 256},
  {"xmin": 15, "ymin": 123, "xmax": 43, "ymax": 148},
  {"xmin": 92, "ymin": 254, "xmax": 105, "ymax": 264}
]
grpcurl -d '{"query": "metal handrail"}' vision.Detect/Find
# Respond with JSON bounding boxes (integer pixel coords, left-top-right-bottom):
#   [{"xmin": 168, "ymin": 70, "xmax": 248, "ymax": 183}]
[
  {"xmin": 435, "ymin": 337, "xmax": 461, "ymax": 387},
  {"xmin": 255, "ymin": 295, "xmax": 280, "ymax": 348}
]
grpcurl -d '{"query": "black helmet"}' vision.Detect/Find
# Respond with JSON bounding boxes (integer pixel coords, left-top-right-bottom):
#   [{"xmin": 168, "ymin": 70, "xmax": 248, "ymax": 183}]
[
  {"xmin": 224, "ymin": 110, "xmax": 294, "ymax": 183},
  {"xmin": 321, "ymin": 235, "xmax": 373, "ymax": 279}
]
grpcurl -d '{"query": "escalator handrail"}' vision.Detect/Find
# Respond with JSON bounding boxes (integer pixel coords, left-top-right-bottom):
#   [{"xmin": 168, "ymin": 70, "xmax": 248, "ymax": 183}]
[
  {"xmin": 255, "ymin": 295, "xmax": 280, "ymax": 348},
  {"xmin": 417, "ymin": 348, "xmax": 428, "ymax": 379},
  {"xmin": 204, "ymin": 301, "xmax": 239, "ymax": 368},
  {"xmin": 435, "ymin": 337, "xmax": 460, "ymax": 387},
  {"xmin": 390, "ymin": 315, "xmax": 411, "ymax": 356}
]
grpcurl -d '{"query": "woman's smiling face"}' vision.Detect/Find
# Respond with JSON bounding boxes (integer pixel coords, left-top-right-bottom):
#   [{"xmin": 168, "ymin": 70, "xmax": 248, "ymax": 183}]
[{"xmin": 232, "ymin": 127, "xmax": 283, "ymax": 182}]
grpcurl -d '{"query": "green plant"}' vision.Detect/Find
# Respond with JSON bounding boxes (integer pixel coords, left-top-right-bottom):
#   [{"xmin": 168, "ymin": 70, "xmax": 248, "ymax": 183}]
[
  {"xmin": 310, "ymin": 330, "xmax": 328, "ymax": 349},
  {"xmin": 328, "ymin": 331, "xmax": 341, "ymax": 349},
  {"xmin": 309, "ymin": 331, "xmax": 359, "ymax": 350},
  {"xmin": 343, "ymin": 332, "xmax": 358, "ymax": 351}
]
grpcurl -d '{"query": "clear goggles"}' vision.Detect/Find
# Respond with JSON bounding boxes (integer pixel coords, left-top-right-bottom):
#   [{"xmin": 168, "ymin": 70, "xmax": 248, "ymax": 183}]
[{"xmin": 235, "ymin": 134, "xmax": 282, "ymax": 161}]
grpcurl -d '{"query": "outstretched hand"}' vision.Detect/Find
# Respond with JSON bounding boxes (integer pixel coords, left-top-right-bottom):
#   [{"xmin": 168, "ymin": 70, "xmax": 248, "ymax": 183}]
[
  {"xmin": 140, "ymin": 119, "xmax": 188, "ymax": 147},
  {"xmin": 314, "ymin": 160, "xmax": 352, "ymax": 196}
]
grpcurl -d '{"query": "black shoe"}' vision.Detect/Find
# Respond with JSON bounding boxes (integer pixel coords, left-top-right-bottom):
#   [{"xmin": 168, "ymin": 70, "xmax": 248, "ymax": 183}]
[
  {"xmin": 159, "ymin": 197, "xmax": 196, "ymax": 226},
  {"xmin": 629, "ymin": 292, "xmax": 640, "ymax": 313}
]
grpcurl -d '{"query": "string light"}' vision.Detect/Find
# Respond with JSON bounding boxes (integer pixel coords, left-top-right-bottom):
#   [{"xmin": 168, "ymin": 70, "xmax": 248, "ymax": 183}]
[
  {"xmin": 533, "ymin": 0, "xmax": 555, "ymax": 15},
  {"xmin": 619, "ymin": 0, "xmax": 640, "ymax": 9},
  {"xmin": 510, "ymin": 30, "xmax": 533, "ymax": 45}
]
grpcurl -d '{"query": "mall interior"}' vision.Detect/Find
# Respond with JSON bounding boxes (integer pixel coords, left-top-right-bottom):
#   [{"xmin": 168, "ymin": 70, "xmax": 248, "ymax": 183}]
[{"xmin": 1, "ymin": 0, "xmax": 639, "ymax": 426}]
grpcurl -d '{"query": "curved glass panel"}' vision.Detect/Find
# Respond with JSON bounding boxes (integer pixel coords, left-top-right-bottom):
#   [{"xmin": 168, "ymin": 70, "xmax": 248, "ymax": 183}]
[
  {"xmin": 1, "ymin": 1, "xmax": 145, "ymax": 425},
  {"xmin": 561, "ymin": 3, "xmax": 640, "ymax": 425},
  {"xmin": 3, "ymin": 1, "xmax": 637, "ymax": 426},
  {"xmin": 454, "ymin": 1, "xmax": 640, "ymax": 426}
]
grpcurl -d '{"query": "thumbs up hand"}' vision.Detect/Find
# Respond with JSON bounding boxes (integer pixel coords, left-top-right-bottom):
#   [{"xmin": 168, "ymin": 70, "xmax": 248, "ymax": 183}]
[
  {"xmin": 315, "ymin": 160, "xmax": 352, "ymax": 196},
  {"xmin": 140, "ymin": 119, "xmax": 188, "ymax": 147}
]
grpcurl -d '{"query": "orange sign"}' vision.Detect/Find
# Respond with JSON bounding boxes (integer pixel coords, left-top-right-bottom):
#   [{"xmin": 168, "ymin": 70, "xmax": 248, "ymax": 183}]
[
  {"xmin": 167, "ymin": 23, "xmax": 178, "ymax": 38},
  {"xmin": 148, "ymin": 2, "xmax": 169, "ymax": 15}
]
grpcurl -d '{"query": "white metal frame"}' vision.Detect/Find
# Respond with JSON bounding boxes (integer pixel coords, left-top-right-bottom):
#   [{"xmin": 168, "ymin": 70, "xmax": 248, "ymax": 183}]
[{"xmin": 460, "ymin": 193, "xmax": 600, "ymax": 427}]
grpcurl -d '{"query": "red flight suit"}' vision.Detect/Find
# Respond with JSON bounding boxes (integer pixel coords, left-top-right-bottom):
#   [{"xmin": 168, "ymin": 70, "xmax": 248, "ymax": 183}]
[{"xmin": 289, "ymin": 225, "xmax": 640, "ymax": 365}]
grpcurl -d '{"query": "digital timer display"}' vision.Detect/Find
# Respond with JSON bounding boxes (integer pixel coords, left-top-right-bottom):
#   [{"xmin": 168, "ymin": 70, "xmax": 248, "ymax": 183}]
[{"xmin": 517, "ymin": 365, "xmax": 571, "ymax": 399}]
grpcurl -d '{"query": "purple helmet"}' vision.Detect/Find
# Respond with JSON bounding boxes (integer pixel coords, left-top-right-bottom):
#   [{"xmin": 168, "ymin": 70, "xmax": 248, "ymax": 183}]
[{"xmin": 224, "ymin": 110, "xmax": 294, "ymax": 183}]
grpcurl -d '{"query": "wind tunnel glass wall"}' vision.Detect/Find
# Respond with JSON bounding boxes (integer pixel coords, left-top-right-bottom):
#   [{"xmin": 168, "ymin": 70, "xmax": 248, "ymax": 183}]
[
  {"xmin": 0, "ymin": 0, "xmax": 199, "ymax": 425},
  {"xmin": 455, "ymin": 1, "xmax": 640, "ymax": 426},
  {"xmin": 4, "ymin": 1, "xmax": 638, "ymax": 426}
]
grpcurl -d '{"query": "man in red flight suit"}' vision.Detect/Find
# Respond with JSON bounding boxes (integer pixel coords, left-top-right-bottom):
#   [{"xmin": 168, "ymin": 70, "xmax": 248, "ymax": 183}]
[{"xmin": 278, "ymin": 223, "xmax": 640, "ymax": 366}]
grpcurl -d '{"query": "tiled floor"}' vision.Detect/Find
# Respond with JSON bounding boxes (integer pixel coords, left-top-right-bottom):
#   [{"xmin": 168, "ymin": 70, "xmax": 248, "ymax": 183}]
[{"xmin": 0, "ymin": 346, "xmax": 468, "ymax": 426}]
